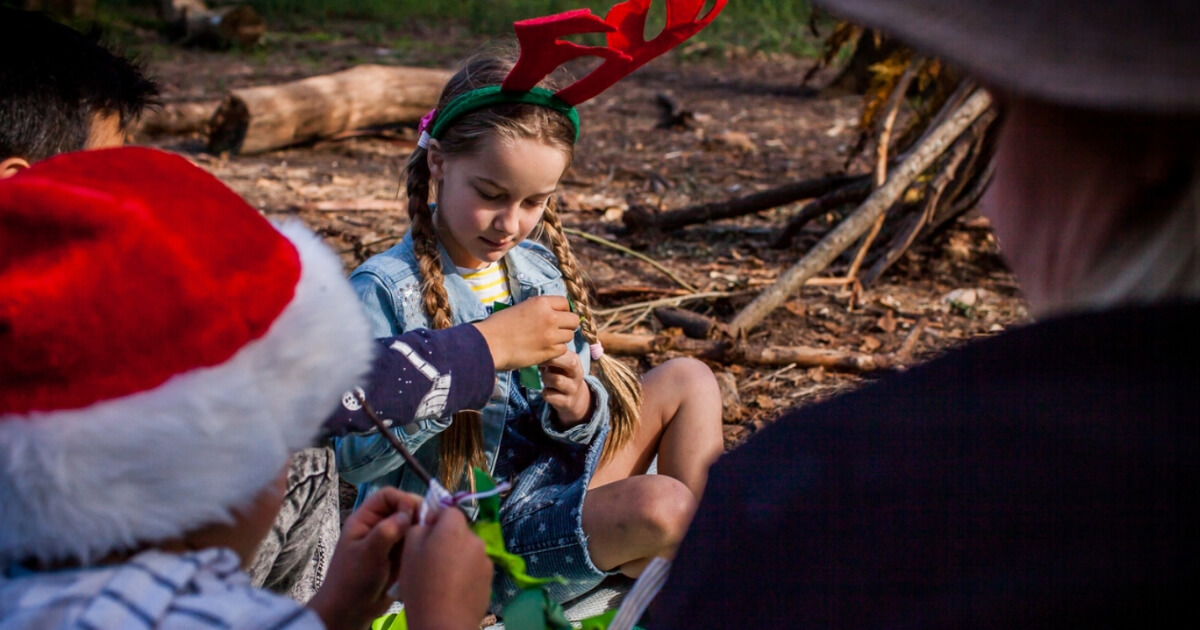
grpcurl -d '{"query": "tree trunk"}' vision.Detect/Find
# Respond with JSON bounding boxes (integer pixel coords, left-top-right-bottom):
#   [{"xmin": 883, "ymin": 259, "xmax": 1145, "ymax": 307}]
[{"xmin": 208, "ymin": 65, "xmax": 453, "ymax": 155}]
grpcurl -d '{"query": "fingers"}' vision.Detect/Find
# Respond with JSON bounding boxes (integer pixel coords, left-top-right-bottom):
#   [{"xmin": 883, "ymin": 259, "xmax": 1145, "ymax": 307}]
[
  {"xmin": 343, "ymin": 487, "xmax": 422, "ymax": 538},
  {"xmin": 541, "ymin": 370, "xmax": 580, "ymax": 396},
  {"xmin": 540, "ymin": 348, "xmax": 581, "ymax": 373},
  {"xmin": 361, "ymin": 511, "xmax": 413, "ymax": 559},
  {"xmin": 537, "ymin": 294, "xmax": 571, "ymax": 311}
]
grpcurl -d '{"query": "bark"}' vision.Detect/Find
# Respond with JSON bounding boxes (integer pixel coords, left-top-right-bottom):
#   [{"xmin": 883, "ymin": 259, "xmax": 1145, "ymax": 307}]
[{"xmin": 208, "ymin": 65, "xmax": 453, "ymax": 155}]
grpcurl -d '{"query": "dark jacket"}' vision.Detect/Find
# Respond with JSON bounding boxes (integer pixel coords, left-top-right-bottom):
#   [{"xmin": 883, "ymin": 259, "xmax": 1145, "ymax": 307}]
[{"xmin": 651, "ymin": 301, "xmax": 1200, "ymax": 628}]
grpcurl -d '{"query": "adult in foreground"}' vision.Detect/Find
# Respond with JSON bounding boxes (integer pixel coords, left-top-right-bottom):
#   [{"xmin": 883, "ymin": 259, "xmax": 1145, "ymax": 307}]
[{"xmin": 650, "ymin": 0, "xmax": 1199, "ymax": 626}]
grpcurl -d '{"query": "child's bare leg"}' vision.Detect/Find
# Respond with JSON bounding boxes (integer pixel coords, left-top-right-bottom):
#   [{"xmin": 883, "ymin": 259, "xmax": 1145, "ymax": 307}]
[
  {"xmin": 581, "ymin": 359, "xmax": 723, "ymax": 577},
  {"xmin": 589, "ymin": 358, "xmax": 723, "ymax": 497},
  {"xmin": 581, "ymin": 474, "xmax": 696, "ymax": 577}
]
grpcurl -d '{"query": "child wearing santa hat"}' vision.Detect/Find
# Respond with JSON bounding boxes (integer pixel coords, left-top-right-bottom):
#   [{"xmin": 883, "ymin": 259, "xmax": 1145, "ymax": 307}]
[{"xmin": 0, "ymin": 146, "xmax": 510, "ymax": 629}]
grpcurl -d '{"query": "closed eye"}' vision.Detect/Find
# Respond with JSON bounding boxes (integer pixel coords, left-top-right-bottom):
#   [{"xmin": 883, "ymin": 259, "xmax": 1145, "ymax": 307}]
[{"xmin": 475, "ymin": 187, "xmax": 503, "ymax": 201}]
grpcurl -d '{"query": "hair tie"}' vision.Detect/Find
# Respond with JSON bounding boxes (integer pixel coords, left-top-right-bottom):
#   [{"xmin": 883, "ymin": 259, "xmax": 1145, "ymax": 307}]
[
  {"xmin": 590, "ymin": 342, "xmax": 604, "ymax": 360},
  {"xmin": 416, "ymin": 108, "xmax": 437, "ymax": 149},
  {"xmin": 442, "ymin": 481, "xmax": 512, "ymax": 508}
]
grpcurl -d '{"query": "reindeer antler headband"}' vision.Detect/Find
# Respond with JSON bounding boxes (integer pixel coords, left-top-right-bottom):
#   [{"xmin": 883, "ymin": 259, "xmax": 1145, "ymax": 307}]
[{"xmin": 423, "ymin": 0, "xmax": 727, "ymax": 145}]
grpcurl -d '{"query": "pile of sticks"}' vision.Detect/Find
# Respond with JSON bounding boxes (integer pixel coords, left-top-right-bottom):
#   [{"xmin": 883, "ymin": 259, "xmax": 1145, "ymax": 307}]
[{"xmin": 597, "ymin": 56, "xmax": 998, "ymax": 370}]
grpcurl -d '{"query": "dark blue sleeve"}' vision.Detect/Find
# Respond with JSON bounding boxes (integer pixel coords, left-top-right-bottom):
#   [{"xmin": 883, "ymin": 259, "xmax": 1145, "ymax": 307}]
[{"xmin": 320, "ymin": 325, "xmax": 495, "ymax": 438}]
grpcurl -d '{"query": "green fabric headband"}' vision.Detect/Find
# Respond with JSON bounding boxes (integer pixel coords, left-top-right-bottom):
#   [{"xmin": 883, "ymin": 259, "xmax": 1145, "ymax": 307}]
[{"xmin": 428, "ymin": 86, "xmax": 580, "ymax": 143}]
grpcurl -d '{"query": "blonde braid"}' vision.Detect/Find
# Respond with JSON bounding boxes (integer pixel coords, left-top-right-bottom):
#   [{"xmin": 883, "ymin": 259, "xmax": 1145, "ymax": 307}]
[
  {"xmin": 540, "ymin": 198, "xmax": 642, "ymax": 461},
  {"xmin": 406, "ymin": 150, "xmax": 485, "ymax": 489}
]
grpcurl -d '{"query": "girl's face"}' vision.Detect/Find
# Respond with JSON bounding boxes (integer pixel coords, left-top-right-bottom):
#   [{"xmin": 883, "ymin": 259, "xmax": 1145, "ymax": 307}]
[{"xmin": 429, "ymin": 134, "xmax": 569, "ymax": 269}]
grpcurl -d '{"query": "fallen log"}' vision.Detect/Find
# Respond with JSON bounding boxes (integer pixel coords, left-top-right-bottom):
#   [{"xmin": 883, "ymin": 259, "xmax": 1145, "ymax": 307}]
[
  {"xmin": 208, "ymin": 65, "xmax": 453, "ymax": 155},
  {"xmin": 598, "ymin": 332, "xmax": 887, "ymax": 372},
  {"xmin": 622, "ymin": 172, "xmax": 867, "ymax": 233},
  {"xmin": 729, "ymin": 89, "xmax": 994, "ymax": 337},
  {"xmin": 653, "ymin": 307, "xmax": 722, "ymax": 339},
  {"xmin": 771, "ymin": 178, "xmax": 872, "ymax": 248},
  {"xmin": 132, "ymin": 100, "xmax": 219, "ymax": 139}
]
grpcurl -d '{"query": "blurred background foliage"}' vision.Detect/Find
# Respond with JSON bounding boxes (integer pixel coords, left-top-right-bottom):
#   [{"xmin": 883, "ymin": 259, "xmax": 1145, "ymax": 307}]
[{"xmin": 22, "ymin": 0, "xmax": 828, "ymax": 58}]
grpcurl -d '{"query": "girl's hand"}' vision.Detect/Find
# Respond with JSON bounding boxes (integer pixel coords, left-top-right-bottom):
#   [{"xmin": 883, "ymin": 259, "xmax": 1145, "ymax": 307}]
[
  {"xmin": 540, "ymin": 350, "xmax": 592, "ymax": 426},
  {"xmin": 307, "ymin": 488, "xmax": 422, "ymax": 630},
  {"xmin": 396, "ymin": 507, "xmax": 493, "ymax": 630},
  {"xmin": 473, "ymin": 295, "xmax": 579, "ymax": 371}
]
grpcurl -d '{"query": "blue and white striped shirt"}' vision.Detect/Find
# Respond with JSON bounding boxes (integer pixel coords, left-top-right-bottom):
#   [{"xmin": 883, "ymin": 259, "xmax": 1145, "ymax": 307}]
[{"xmin": 0, "ymin": 548, "xmax": 322, "ymax": 629}]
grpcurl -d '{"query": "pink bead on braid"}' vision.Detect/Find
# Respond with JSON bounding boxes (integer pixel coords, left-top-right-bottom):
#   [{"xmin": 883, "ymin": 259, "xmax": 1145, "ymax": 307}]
[
  {"xmin": 416, "ymin": 108, "xmax": 437, "ymax": 148},
  {"xmin": 590, "ymin": 342, "xmax": 604, "ymax": 360}
]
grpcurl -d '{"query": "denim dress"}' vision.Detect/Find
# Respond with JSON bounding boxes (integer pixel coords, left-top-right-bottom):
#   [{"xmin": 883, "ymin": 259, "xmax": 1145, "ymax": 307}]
[{"xmin": 333, "ymin": 233, "xmax": 613, "ymax": 605}]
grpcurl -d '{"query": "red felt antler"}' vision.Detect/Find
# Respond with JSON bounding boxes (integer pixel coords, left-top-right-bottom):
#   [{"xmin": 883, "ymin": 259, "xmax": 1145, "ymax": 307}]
[{"xmin": 503, "ymin": 0, "xmax": 728, "ymax": 106}]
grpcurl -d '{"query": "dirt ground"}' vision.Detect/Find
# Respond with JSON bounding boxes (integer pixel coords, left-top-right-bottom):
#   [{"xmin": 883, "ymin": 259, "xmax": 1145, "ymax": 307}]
[{"xmin": 133, "ymin": 22, "xmax": 1031, "ymax": 449}]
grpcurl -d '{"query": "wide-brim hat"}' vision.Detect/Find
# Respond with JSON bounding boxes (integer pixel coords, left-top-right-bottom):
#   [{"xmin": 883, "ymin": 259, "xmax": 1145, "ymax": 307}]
[
  {"xmin": 813, "ymin": 0, "xmax": 1200, "ymax": 114},
  {"xmin": 0, "ymin": 147, "xmax": 373, "ymax": 564}
]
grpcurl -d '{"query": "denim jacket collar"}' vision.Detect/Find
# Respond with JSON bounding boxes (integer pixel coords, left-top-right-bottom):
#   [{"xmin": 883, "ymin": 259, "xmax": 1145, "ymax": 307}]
[{"xmin": 435, "ymin": 238, "xmax": 564, "ymax": 319}]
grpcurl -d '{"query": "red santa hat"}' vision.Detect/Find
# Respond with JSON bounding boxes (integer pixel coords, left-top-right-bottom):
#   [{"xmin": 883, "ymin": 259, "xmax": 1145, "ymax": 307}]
[{"xmin": 0, "ymin": 147, "xmax": 373, "ymax": 564}]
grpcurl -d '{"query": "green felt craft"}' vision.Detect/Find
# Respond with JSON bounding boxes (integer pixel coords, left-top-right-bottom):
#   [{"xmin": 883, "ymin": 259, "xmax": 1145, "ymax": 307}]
[
  {"xmin": 370, "ymin": 611, "xmax": 407, "ymax": 630},
  {"xmin": 470, "ymin": 468, "xmax": 562, "ymax": 591}
]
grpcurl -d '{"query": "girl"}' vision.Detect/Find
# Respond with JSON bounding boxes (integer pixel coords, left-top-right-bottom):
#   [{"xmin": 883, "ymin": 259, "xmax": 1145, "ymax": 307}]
[{"xmin": 334, "ymin": 52, "xmax": 723, "ymax": 605}]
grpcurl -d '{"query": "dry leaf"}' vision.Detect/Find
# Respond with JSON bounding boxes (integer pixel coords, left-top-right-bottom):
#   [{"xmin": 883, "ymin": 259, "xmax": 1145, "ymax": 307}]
[
  {"xmin": 754, "ymin": 394, "xmax": 776, "ymax": 410},
  {"xmin": 820, "ymin": 320, "xmax": 846, "ymax": 335},
  {"xmin": 784, "ymin": 299, "xmax": 808, "ymax": 317},
  {"xmin": 860, "ymin": 335, "xmax": 882, "ymax": 353},
  {"xmin": 715, "ymin": 131, "xmax": 758, "ymax": 153},
  {"xmin": 876, "ymin": 309, "xmax": 897, "ymax": 333}
]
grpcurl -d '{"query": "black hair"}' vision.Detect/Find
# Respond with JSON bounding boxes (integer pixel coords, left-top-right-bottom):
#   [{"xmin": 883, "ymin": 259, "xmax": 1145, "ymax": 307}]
[{"xmin": 0, "ymin": 7, "xmax": 160, "ymax": 161}]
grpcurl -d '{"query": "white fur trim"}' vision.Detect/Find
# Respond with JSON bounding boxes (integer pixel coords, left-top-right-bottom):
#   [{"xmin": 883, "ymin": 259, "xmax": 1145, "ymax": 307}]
[{"xmin": 0, "ymin": 222, "xmax": 373, "ymax": 564}]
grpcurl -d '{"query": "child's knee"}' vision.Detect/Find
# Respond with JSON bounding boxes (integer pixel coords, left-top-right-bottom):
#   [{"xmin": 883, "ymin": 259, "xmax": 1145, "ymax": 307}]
[
  {"xmin": 652, "ymin": 357, "xmax": 720, "ymax": 400},
  {"xmin": 626, "ymin": 476, "xmax": 697, "ymax": 545}
]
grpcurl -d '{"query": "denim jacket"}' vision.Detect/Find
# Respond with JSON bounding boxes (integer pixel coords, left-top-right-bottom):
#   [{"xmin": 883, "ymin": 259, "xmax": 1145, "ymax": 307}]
[{"xmin": 333, "ymin": 233, "xmax": 610, "ymax": 501}]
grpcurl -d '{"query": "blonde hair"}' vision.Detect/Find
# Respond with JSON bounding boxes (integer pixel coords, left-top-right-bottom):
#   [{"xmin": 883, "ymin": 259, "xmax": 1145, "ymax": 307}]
[{"xmin": 404, "ymin": 51, "xmax": 641, "ymax": 488}]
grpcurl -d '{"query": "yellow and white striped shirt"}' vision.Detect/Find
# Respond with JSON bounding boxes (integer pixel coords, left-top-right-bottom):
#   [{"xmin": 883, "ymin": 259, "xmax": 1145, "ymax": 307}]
[{"xmin": 458, "ymin": 262, "xmax": 511, "ymax": 310}]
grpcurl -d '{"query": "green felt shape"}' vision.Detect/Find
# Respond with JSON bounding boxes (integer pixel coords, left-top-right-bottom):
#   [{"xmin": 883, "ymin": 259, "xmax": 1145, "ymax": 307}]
[
  {"xmin": 370, "ymin": 610, "xmax": 407, "ymax": 630},
  {"xmin": 469, "ymin": 468, "xmax": 563, "ymax": 591},
  {"xmin": 491, "ymin": 302, "xmax": 544, "ymax": 390},
  {"xmin": 578, "ymin": 609, "xmax": 649, "ymax": 630},
  {"xmin": 472, "ymin": 467, "xmax": 501, "ymax": 522},
  {"xmin": 578, "ymin": 610, "xmax": 617, "ymax": 630},
  {"xmin": 502, "ymin": 588, "xmax": 572, "ymax": 630}
]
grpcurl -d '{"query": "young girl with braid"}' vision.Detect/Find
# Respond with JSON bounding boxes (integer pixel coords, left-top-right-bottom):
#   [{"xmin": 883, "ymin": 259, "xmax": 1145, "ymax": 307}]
[{"xmin": 333, "ymin": 44, "xmax": 724, "ymax": 605}]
